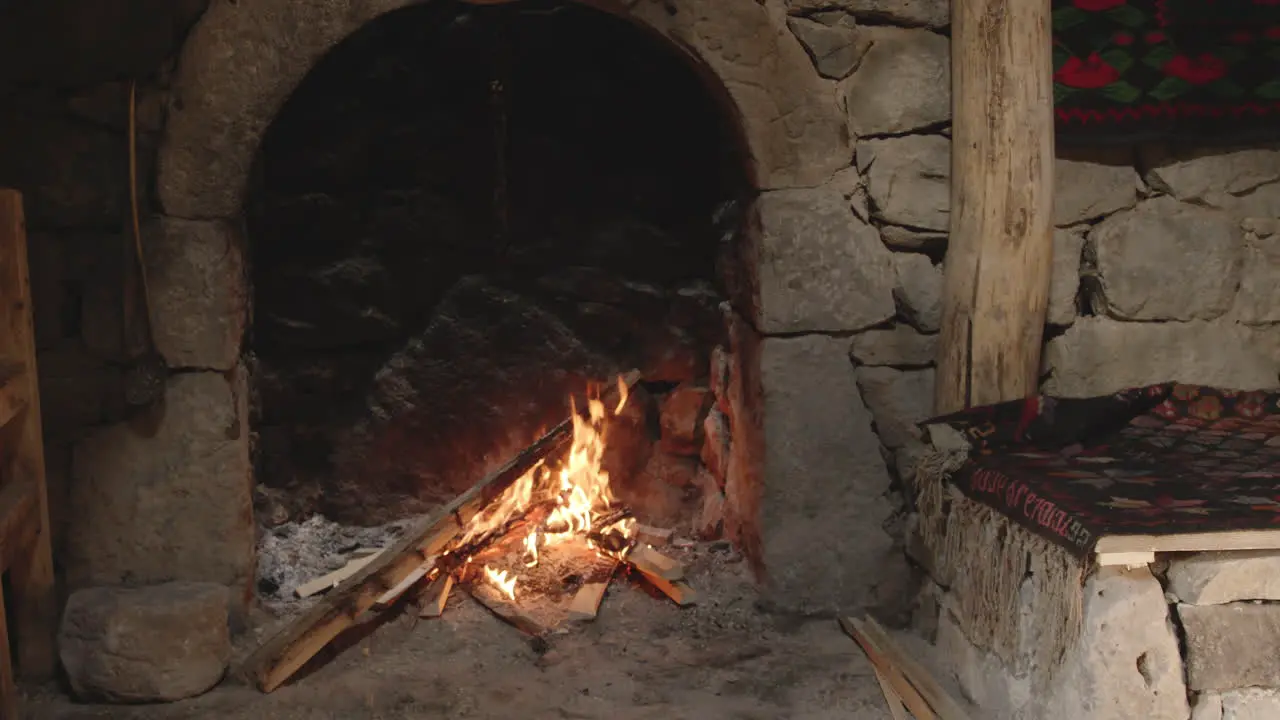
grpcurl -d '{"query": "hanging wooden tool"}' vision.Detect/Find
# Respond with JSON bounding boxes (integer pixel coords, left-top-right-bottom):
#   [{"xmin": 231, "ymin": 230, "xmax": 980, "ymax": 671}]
[{"xmin": 122, "ymin": 80, "xmax": 167, "ymax": 409}]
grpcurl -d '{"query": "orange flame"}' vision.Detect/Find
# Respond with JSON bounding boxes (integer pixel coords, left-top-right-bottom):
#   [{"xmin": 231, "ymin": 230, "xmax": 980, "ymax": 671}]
[
  {"xmin": 451, "ymin": 377, "xmax": 636, "ymax": 596},
  {"xmin": 483, "ymin": 565, "xmax": 517, "ymax": 601}
]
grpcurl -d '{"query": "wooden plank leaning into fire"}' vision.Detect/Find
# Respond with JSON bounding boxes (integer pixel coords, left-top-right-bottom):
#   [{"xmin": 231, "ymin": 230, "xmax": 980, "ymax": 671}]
[
  {"xmin": 241, "ymin": 369, "xmax": 641, "ymax": 693},
  {"xmin": 295, "ymin": 549, "xmax": 386, "ymax": 599},
  {"xmin": 373, "ymin": 558, "xmax": 436, "ymax": 609},
  {"xmin": 417, "ymin": 573, "xmax": 454, "ymax": 618}
]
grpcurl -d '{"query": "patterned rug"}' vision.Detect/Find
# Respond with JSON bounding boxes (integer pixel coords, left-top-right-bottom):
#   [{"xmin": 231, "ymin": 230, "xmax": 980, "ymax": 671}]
[
  {"xmin": 926, "ymin": 384, "xmax": 1280, "ymax": 558},
  {"xmin": 1053, "ymin": 0, "xmax": 1280, "ymax": 143}
]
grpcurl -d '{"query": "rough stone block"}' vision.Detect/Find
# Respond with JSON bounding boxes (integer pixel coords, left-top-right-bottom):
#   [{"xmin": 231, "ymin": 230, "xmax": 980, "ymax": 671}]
[
  {"xmin": 859, "ymin": 135, "xmax": 950, "ymax": 232},
  {"xmin": 659, "ymin": 383, "xmax": 712, "ymax": 456},
  {"xmin": 752, "ymin": 186, "xmax": 896, "ymax": 334},
  {"xmin": 1047, "ymin": 228, "xmax": 1085, "ymax": 326},
  {"xmin": 785, "ymin": 15, "xmax": 869, "ymax": 80},
  {"xmin": 1043, "ymin": 318, "xmax": 1280, "ymax": 397},
  {"xmin": 0, "ymin": 102, "xmax": 136, "ymax": 229},
  {"xmin": 36, "ymin": 349, "xmax": 123, "ymax": 431},
  {"xmin": 785, "ymin": 0, "xmax": 950, "ymax": 28},
  {"xmin": 891, "ymin": 252, "xmax": 942, "ymax": 332},
  {"xmin": 1234, "ymin": 224, "xmax": 1280, "ymax": 325},
  {"xmin": 66, "ymin": 371, "xmax": 254, "ymax": 595},
  {"xmin": 1089, "ymin": 197, "xmax": 1241, "ymax": 321},
  {"xmin": 0, "ymin": 1, "xmax": 207, "ymax": 89},
  {"xmin": 1167, "ymin": 551, "xmax": 1280, "ymax": 605},
  {"xmin": 1053, "ymin": 149, "xmax": 1139, "ymax": 227},
  {"xmin": 1206, "ymin": 181, "xmax": 1280, "ymax": 220},
  {"xmin": 879, "ymin": 225, "xmax": 947, "ymax": 253},
  {"xmin": 1181, "ymin": 602, "xmax": 1280, "ymax": 690},
  {"xmin": 1036, "ymin": 567, "xmax": 1189, "ymax": 720},
  {"xmin": 1143, "ymin": 144, "xmax": 1280, "ymax": 202},
  {"xmin": 1193, "ymin": 689, "xmax": 1280, "ymax": 720},
  {"xmin": 849, "ymin": 325, "xmax": 936, "ymax": 368},
  {"xmin": 757, "ymin": 335, "xmax": 898, "ymax": 613},
  {"xmin": 935, "ymin": 609, "xmax": 1031, "ymax": 717},
  {"xmin": 59, "ymin": 582, "xmax": 230, "ymax": 703},
  {"xmin": 854, "ymin": 366, "xmax": 934, "ymax": 449},
  {"xmin": 143, "ymin": 217, "xmax": 247, "ymax": 370},
  {"xmin": 700, "ymin": 408, "xmax": 730, "ymax": 483},
  {"xmin": 843, "ymin": 27, "xmax": 949, "ymax": 136}
]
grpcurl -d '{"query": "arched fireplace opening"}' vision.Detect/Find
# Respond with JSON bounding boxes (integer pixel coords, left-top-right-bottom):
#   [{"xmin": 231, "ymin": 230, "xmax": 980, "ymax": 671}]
[{"xmin": 244, "ymin": 0, "xmax": 753, "ymax": 566}]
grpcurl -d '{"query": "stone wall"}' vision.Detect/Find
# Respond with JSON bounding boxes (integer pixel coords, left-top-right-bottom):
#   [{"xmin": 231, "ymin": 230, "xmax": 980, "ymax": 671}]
[
  {"xmin": 1168, "ymin": 552, "xmax": 1280, "ymax": 719},
  {"xmin": 916, "ymin": 550, "xmax": 1280, "ymax": 719},
  {"xmin": 0, "ymin": 0, "xmax": 1278, "ymax": 629}
]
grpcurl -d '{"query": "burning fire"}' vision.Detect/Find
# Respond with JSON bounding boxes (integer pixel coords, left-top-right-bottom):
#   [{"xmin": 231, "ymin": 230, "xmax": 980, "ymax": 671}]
[
  {"xmin": 454, "ymin": 376, "xmax": 637, "ymax": 601},
  {"xmin": 483, "ymin": 566, "xmax": 518, "ymax": 601}
]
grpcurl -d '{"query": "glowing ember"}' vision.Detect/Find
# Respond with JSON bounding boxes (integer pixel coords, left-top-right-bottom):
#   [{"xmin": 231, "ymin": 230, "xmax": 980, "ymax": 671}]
[
  {"xmin": 449, "ymin": 376, "xmax": 638, "ymax": 601},
  {"xmin": 483, "ymin": 566, "xmax": 518, "ymax": 601}
]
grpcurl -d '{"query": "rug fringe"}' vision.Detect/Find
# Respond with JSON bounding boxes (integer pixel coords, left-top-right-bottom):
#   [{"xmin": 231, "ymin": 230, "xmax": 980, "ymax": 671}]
[{"xmin": 912, "ymin": 445, "xmax": 1085, "ymax": 682}]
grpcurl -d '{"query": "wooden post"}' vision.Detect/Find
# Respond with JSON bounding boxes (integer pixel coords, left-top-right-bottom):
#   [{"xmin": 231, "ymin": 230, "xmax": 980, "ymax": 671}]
[
  {"xmin": 934, "ymin": 0, "xmax": 1056, "ymax": 415},
  {"xmin": 0, "ymin": 190, "xmax": 58, "ymax": 682}
]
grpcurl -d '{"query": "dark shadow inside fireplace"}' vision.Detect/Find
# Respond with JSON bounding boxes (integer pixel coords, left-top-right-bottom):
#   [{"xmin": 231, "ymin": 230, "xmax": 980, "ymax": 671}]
[{"xmin": 244, "ymin": 0, "xmax": 752, "ymax": 533}]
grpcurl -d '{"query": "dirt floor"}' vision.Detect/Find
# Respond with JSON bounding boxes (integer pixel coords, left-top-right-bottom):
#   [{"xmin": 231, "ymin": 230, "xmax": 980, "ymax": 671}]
[{"xmin": 23, "ymin": 542, "xmax": 894, "ymax": 720}]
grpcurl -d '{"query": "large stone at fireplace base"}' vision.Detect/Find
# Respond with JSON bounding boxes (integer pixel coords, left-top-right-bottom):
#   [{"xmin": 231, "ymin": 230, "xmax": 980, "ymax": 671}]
[
  {"xmin": 755, "ymin": 334, "xmax": 901, "ymax": 614},
  {"xmin": 58, "ymin": 582, "xmax": 231, "ymax": 703},
  {"xmin": 66, "ymin": 370, "xmax": 254, "ymax": 597}
]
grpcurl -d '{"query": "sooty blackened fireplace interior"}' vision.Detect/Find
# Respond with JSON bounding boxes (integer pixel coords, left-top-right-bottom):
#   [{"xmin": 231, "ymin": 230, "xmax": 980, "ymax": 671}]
[{"xmin": 244, "ymin": 0, "xmax": 752, "ymax": 543}]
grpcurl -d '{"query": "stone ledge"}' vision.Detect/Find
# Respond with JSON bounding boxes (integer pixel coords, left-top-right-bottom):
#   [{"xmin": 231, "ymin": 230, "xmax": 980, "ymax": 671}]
[
  {"xmin": 1180, "ymin": 601, "xmax": 1280, "ymax": 691},
  {"xmin": 1193, "ymin": 688, "xmax": 1280, "ymax": 720},
  {"xmin": 1166, "ymin": 551, "xmax": 1280, "ymax": 606}
]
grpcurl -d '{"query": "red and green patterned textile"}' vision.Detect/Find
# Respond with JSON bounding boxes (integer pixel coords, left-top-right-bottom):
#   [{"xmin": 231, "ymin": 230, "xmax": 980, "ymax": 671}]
[
  {"xmin": 1052, "ymin": 0, "xmax": 1280, "ymax": 142},
  {"xmin": 927, "ymin": 384, "xmax": 1280, "ymax": 558}
]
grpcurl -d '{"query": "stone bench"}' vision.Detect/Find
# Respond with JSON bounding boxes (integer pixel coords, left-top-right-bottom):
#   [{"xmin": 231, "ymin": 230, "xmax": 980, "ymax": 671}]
[{"xmin": 914, "ymin": 544, "xmax": 1280, "ymax": 720}]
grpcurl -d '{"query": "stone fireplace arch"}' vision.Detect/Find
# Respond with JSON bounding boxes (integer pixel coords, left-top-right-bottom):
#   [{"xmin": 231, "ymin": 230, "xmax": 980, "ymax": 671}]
[
  {"xmin": 156, "ymin": 0, "xmax": 850, "ymax": 220},
  {"xmin": 73, "ymin": 0, "xmax": 894, "ymax": 618}
]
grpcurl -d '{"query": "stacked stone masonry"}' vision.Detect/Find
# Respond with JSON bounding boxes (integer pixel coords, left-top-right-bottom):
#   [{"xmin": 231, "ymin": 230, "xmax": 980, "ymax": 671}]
[
  {"xmin": 0, "ymin": 2, "xmax": 1278, "ymax": 703},
  {"xmin": 918, "ymin": 550, "xmax": 1280, "ymax": 720}
]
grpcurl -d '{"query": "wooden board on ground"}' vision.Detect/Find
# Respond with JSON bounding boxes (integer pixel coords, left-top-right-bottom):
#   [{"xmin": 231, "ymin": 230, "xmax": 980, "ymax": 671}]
[
  {"xmin": 240, "ymin": 370, "xmax": 640, "ymax": 693},
  {"xmin": 468, "ymin": 584, "xmax": 548, "ymax": 636},
  {"xmin": 840, "ymin": 616, "xmax": 973, "ymax": 720},
  {"xmin": 568, "ymin": 560, "xmax": 618, "ymax": 621},
  {"xmin": 873, "ymin": 667, "xmax": 911, "ymax": 720},
  {"xmin": 627, "ymin": 545, "xmax": 683, "ymax": 581},
  {"xmin": 840, "ymin": 616, "xmax": 935, "ymax": 720}
]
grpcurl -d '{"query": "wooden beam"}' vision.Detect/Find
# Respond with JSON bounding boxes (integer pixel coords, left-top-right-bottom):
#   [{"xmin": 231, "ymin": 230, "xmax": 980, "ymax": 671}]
[
  {"xmin": 934, "ymin": 0, "xmax": 1056, "ymax": 415},
  {"xmin": 0, "ymin": 190, "xmax": 57, "ymax": 681},
  {"xmin": 0, "ymin": 479, "xmax": 39, "ymax": 571},
  {"xmin": 241, "ymin": 370, "xmax": 640, "ymax": 692},
  {"xmin": 1095, "ymin": 529, "xmax": 1280, "ymax": 556},
  {"xmin": 0, "ymin": 361, "xmax": 26, "ymax": 431}
]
